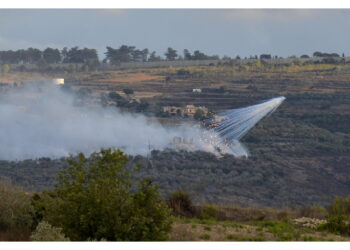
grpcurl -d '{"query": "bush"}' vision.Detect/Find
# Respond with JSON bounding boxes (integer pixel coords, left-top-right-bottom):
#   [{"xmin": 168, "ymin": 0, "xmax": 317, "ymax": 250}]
[
  {"xmin": 123, "ymin": 88, "xmax": 134, "ymax": 95},
  {"xmin": 199, "ymin": 205, "xmax": 219, "ymax": 220},
  {"xmin": 319, "ymin": 196, "xmax": 350, "ymax": 235},
  {"xmin": 166, "ymin": 191, "xmax": 196, "ymax": 217},
  {"xmin": 1, "ymin": 64, "xmax": 10, "ymax": 74},
  {"xmin": 32, "ymin": 148, "xmax": 172, "ymax": 241},
  {"xmin": 0, "ymin": 181, "xmax": 34, "ymax": 232},
  {"xmin": 194, "ymin": 109, "xmax": 205, "ymax": 121},
  {"xmin": 30, "ymin": 221, "xmax": 69, "ymax": 241}
]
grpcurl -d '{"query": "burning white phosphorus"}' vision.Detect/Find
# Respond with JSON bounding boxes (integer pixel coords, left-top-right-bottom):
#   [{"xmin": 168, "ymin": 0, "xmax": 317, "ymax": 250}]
[
  {"xmin": 201, "ymin": 96, "xmax": 286, "ymax": 157},
  {"xmin": 0, "ymin": 84, "xmax": 285, "ymax": 160}
]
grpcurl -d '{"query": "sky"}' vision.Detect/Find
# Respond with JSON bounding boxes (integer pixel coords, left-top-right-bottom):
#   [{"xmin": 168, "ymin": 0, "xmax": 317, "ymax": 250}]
[{"xmin": 0, "ymin": 9, "xmax": 350, "ymax": 59}]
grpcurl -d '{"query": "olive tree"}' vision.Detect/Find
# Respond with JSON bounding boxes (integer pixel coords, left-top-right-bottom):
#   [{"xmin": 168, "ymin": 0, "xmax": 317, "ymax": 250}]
[{"xmin": 33, "ymin": 148, "xmax": 171, "ymax": 241}]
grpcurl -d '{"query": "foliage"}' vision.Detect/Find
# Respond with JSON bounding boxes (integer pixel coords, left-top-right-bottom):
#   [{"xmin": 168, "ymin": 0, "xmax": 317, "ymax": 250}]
[
  {"xmin": 313, "ymin": 51, "xmax": 340, "ymax": 57},
  {"xmin": 62, "ymin": 47, "xmax": 99, "ymax": 63},
  {"xmin": 166, "ymin": 191, "xmax": 196, "ymax": 217},
  {"xmin": 319, "ymin": 196, "xmax": 350, "ymax": 236},
  {"xmin": 105, "ymin": 45, "xmax": 149, "ymax": 64},
  {"xmin": 0, "ymin": 181, "xmax": 34, "ymax": 232},
  {"xmin": 253, "ymin": 221, "xmax": 301, "ymax": 241},
  {"xmin": 199, "ymin": 205, "xmax": 219, "ymax": 220},
  {"xmin": 123, "ymin": 88, "xmax": 134, "ymax": 95},
  {"xmin": 1, "ymin": 64, "xmax": 10, "ymax": 74},
  {"xmin": 182, "ymin": 49, "xmax": 219, "ymax": 60},
  {"xmin": 193, "ymin": 108, "xmax": 205, "ymax": 120},
  {"xmin": 43, "ymin": 48, "xmax": 61, "ymax": 64},
  {"xmin": 32, "ymin": 148, "xmax": 172, "ymax": 241},
  {"xmin": 108, "ymin": 91, "xmax": 122, "ymax": 101},
  {"xmin": 165, "ymin": 47, "xmax": 178, "ymax": 61},
  {"xmin": 30, "ymin": 221, "xmax": 70, "ymax": 241}
]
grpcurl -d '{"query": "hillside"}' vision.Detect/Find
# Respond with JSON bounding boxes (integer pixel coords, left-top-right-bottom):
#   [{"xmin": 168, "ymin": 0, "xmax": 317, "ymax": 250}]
[{"xmin": 0, "ymin": 62, "xmax": 350, "ymax": 208}]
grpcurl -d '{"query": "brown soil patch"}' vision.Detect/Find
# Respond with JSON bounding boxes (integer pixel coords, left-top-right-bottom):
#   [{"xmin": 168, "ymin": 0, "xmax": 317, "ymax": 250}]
[{"xmin": 95, "ymin": 73, "xmax": 164, "ymax": 83}]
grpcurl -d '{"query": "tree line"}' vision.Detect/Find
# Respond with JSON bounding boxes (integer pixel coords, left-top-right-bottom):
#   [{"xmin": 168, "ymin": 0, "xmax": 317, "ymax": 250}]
[{"xmin": 0, "ymin": 45, "xmax": 345, "ymax": 65}]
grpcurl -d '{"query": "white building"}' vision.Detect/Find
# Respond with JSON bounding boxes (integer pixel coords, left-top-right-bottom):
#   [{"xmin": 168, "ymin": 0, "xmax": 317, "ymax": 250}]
[{"xmin": 52, "ymin": 78, "xmax": 64, "ymax": 85}]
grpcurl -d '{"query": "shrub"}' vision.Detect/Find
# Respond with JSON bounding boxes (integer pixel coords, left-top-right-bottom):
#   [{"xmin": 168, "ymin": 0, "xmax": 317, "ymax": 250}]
[
  {"xmin": 33, "ymin": 148, "xmax": 172, "ymax": 241},
  {"xmin": 319, "ymin": 196, "xmax": 350, "ymax": 236},
  {"xmin": 123, "ymin": 88, "xmax": 134, "ymax": 95},
  {"xmin": 199, "ymin": 205, "xmax": 219, "ymax": 220},
  {"xmin": 166, "ymin": 191, "xmax": 196, "ymax": 217},
  {"xmin": 0, "ymin": 181, "xmax": 34, "ymax": 232},
  {"xmin": 1, "ymin": 64, "xmax": 10, "ymax": 74},
  {"xmin": 30, "ymin": 221, "xmax": 69, "ymax": 241},
  {"xmin": 199, "ymin": 233, "xmax": 211, "ymax": 240}
]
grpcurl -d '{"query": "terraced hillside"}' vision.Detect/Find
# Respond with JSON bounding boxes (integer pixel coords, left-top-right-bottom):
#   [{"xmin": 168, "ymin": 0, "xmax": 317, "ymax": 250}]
[{"xmin": 0, "ymin": 63, "xmax": 350, "ymax": 207}]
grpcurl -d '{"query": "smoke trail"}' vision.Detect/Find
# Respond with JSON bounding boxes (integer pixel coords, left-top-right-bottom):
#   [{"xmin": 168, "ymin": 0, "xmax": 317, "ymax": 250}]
[
  {"xmin": 0, "ymin": 84, "xmax": 285, "ymax": 160},
  {"xmin": 0, "ymin": 84, "xmax": 220, "ymax": 160},
  {"xmin": 207, "ymin": 96, "xmax": 286, "ymax": 157},
  {"xmin": 214, "ymin": 96, "xmax": 286, "ymax": 140}
]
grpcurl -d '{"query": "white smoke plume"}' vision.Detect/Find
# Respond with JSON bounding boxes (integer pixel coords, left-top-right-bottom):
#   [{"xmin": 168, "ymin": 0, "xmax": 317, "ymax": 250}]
[
  {"xmin": 0, "ymin": 84, "xmax": 221, "ymax": 160},
  {"xmin": 0, "ymin": 83, "xmax": 285, "ymax": 161}
]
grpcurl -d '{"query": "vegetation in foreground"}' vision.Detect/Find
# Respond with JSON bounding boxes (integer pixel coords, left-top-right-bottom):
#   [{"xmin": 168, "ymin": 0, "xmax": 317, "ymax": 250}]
[{"xmin": 1, "ymin": 148, "xmax": 350, "ymax": 241}]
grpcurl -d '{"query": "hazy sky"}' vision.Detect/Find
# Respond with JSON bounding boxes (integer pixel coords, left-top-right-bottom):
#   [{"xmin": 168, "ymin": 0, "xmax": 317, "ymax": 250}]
[{"xmin": 0, "ymin": 9, "xmax": 350, "ymax": 58}]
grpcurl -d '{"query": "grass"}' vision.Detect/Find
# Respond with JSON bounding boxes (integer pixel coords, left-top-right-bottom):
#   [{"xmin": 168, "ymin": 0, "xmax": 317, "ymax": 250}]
[{"xmin": 169, "ymin": 217, "xmax": 350, "ymax": 241}]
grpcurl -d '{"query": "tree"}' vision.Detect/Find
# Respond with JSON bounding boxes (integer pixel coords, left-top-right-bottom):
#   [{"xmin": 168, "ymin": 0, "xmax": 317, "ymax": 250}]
[
  {"xmin": 63, "ymin": 47, "xmax": 99, "ymax": 63},
  {"xmin": 148, "ymin": 51, "xmax": 161, "ymax": 62},
  {"xmin": 164, "ymin": 47, "xmax": 178, "ymax": 61},
  {"xmin": 0, "ymin": 181, "xmax": 34, "ymax": 232},
  {"xmin": 105, "ymin": 45, "xmax": 142, "ymax": 64},
  {"xmin": 108, "ymin": 91, "xmax": 122, "ymax": 101},
  {"xmin": 43, "ymin": 48, "xmax": 61, "ymax": 64},
  {"xmin": 183, "ymin": 49, "xmax": 192, "ymax": 60},
  {"xmin": 1, "ymin": 64, "xmax": 10, "ymax": 74},
  {"xmin": 123, "ymin": 88, "xmax": 134, "ymax": 95},
  {"xmin": 33, "ymin": 149, "xmax": 172, "ymax": 241},
  {"xmin": 194, "ymin": 108, "xmax": 205, "ymax": 120},
  {"xmin": 192, "ymin": 50, "xmax": 207, "ymax": 60},
  {"xmin": 260, "ymin": 54, "xmax": 271, "ymax": 60}
]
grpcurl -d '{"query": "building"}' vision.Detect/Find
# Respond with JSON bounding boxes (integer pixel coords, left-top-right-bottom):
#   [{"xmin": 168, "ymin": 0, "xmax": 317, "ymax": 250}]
[
  {"xmin": 184, "ymin": 105, "xmax": 208, "ymax": 116},
  {"xmin": 162, "ymin": 106, "xmax": 183, "ymax": 116},
  {"xmin": 52, "ymin": 78, "xmax": 64, "ymax": 85},
  {"xmin": 163, "ymin": 105, "xmax": 208, "ymax": 117}
]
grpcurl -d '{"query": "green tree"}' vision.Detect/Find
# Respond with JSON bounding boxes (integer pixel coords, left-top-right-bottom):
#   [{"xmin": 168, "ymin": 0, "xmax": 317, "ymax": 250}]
[
  {"xmin": 33, "ymin": 148, "xmax": 171, "ymax": 241},
  {"xmin": 123, "ymin": 88, "xmax": 134, "ymax": 95},
  {"xmin": 148, "ymin": 51, "xmax": 162, "ymax": 62},
  {"xmin": 43, "ymin": 48, "xmax": 62, "ymax": 64},
  {"xmin": 165, "ymin": 47, "xmax": 178, "ymax": 61},
  {"xmin": 319, "ymin": 196, "xmax": 350, "ymax": 236},
  {"xmin": 194, "ymin": 108, "xmax": 205, "ymax": 120},
  {"xmin": 183, "ymin": 49, "xmax": 192, "ymax": 60},
  {"xmin": 0, "ymin": 181, "xmax": 34, "ymax": 232},
  {"xmin": 1, "ymin": 64, "xmax": 10, "ymax": 74}
]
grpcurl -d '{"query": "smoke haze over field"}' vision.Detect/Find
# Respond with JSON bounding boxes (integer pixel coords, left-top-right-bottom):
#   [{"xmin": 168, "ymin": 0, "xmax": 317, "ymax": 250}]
[
  {"xmin": 0, "ymin": 84, "xmax": 222, "ymax": 160},
  {"xmin": 0, "ymin": 84, "xmax": 285, "ymax": 160}
]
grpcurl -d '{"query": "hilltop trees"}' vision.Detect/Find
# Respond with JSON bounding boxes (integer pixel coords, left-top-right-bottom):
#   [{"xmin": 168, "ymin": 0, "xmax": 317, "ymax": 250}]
[
  {"xmin": 105, "ymin": 45, "xmax": 149, "ymax": 64},
  {"xmin": 33, "ymin": 148, "xmax": 171, "ymax": 241},
  {"xmin": 43, "ymin": 48, "xmax": 62, "ymax": 64},
  {"xmin": 62, "ymin": 47, "xmax": 99, "ymax": 63},
  {"xmin": 313, "ymin": 51, "xmax": 340, "ymax": 58},
  {"xmin": 183, "ymin": 49, "xmax": 219, "ymax": 60},
  {"xmin": 148, "ymin": 51, "xmax": 162, "ymax": 62},
  {"xmin": 0, "ymin": 45, "xmax": 346, "ymax": 67},
  {"xmin": 1, "ymin": 64, "xmax": 10, "ymax": 74},
  {"xmin": 165, "ymin": 47, "xmax": 178, "ymax": 61}
]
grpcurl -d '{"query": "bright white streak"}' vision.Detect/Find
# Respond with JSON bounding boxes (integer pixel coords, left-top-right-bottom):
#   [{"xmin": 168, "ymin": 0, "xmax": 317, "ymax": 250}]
[{"xmin": 209, "ymin": 96, "xmax": 286, "ymax": 157}]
